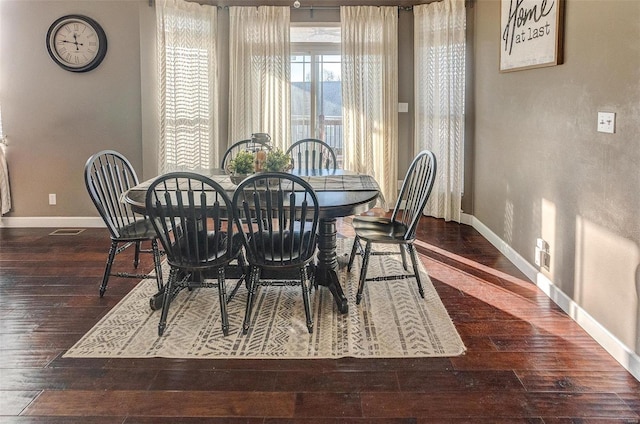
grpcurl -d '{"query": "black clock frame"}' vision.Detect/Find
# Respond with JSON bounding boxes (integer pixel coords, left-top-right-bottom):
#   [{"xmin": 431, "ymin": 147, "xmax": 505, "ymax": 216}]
[{"xmin": 46, "ymin": 14, "xmax": 108, "ymax": 73}]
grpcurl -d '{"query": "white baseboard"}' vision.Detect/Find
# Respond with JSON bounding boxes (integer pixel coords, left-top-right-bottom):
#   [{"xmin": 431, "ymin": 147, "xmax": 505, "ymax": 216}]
[
  {"xmin": 462, "ymin": 212, "xmax": 640, "ymax": 382},
  {"xmin": 0, "ymin": 216, "xmax": 104, "ymax": 228}
]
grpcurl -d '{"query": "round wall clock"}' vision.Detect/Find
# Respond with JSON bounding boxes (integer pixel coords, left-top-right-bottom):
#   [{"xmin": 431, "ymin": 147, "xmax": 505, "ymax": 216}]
[{"xmin": 46, "ymin": 15, "xmax": 107, "ymax": 73}]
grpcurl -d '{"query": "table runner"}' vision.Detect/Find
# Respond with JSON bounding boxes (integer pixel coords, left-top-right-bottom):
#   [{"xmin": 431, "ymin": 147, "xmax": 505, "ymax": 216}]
[{"xmin": 130, "ymin": 173, "xmax": 380, "ymax": 194}]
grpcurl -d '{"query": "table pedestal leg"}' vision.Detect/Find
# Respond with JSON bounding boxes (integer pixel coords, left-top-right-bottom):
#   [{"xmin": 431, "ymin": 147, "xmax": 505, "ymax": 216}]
[{"xmin": 316, "ymin": 218, "xmax": 348, "ymax": 314}]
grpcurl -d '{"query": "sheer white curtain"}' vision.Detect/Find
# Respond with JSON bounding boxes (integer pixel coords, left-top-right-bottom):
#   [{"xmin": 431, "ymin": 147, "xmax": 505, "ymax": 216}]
[
  {"xmin": 228, "ymin": 7, "xmax": 290, "ymax": 151},
  {"xmin": 0, "ymin": 104, "xmax": 10, "ymax": 216},
  {"xmin": 341, "ymin": 6, "xmax": 398, "ymax": 206},
  {"xmin": 414, "ymin": 0, "xmax": 466, "ymax": 222},
  {"xmin": 156, "ymin": 0, "xmax": 218, "ymax": 173}
]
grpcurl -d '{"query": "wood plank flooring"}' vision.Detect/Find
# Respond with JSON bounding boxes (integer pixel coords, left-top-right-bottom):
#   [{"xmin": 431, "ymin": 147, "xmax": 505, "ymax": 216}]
[{"xmin": 0, "ymin": 216, "xmax": 639, "ymax": 422}]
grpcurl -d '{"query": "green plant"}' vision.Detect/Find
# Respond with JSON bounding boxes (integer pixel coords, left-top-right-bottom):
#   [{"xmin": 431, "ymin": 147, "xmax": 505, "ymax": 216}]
[
  {"xmin": 264, "ymin": 149, "xmax": 292, "ymax": 172},
  {"xmin": 228, "ymin": 150, "xmax": 255, "ymax": 175}
]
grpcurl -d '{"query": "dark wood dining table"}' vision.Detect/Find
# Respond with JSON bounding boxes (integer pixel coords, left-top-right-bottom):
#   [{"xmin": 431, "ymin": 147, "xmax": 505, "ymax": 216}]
[{"xmin": 123, "ymin": 169, "xmax": 382, "ymax": 314}]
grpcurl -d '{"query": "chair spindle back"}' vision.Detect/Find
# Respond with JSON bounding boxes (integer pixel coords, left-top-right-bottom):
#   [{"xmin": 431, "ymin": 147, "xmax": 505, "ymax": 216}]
[
  {"xmin": 233, "ymin": 172, "xmax": 319, "ymax": 269},
  {"xmin": 85, "ymin": 150, "xmax": 143, "ymax": 239},
  {"xmin": 390, "ymin": 150, "xmax": 437, "ymax": 241},
  {"xmin": 146, "ymin": 172, "xmax": 234, "ymax": 270},
  {"xmin": 286, "ymin": 138, "xmax": 337, "ymax": 174}
]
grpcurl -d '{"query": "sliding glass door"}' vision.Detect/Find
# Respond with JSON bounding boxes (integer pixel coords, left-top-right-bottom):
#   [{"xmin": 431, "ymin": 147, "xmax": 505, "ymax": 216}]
[{"xmin": 291, "ymin": 25, "xmax": 342, "ymax": 167}]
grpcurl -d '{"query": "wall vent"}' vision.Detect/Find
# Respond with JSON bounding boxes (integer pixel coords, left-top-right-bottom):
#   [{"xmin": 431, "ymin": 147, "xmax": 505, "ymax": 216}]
[{"xmin": 49, "ymin": 228, "xmax": 85, "ymax": 236}]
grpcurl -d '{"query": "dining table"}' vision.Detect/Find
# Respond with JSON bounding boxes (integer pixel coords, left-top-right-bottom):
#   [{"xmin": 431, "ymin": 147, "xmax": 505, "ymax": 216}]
[{"xmin": 123, "ymin": 168, "xmax": 382, "ymax": 314}]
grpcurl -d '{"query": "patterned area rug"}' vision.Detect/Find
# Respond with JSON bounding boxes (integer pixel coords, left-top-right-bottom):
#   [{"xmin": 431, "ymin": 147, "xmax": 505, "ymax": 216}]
[{"xmin": 64, "ymin": 238, "xmax": 466, "ymax": 359}]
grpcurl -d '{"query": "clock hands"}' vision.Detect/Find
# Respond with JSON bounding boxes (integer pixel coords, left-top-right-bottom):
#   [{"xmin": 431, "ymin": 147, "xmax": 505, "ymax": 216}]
[
  {"xmin": 73, "ymin": 33, "xmax": 82, "ymax": 51},
  {"xmin": 61, "ymin": 33, "xmax": 83, "ymax": 51}
]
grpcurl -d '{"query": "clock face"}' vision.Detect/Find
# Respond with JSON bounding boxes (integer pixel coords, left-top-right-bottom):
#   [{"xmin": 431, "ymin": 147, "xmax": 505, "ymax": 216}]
[{"xmin": 46, "ymin": 15, "xmax": 107, "ymax": 73}]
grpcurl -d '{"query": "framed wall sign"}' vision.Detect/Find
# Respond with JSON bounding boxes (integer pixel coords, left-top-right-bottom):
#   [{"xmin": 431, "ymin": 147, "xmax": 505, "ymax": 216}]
[{"xmin": 500, "ymin": 0, "xmax": 564, "ymax": 72}]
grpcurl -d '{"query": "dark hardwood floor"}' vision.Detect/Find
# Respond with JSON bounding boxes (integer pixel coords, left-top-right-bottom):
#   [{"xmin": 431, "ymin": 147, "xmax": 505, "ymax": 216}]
[{"xmin": 1, "ymin": 216, "xmax": 639, "ymax": 422}]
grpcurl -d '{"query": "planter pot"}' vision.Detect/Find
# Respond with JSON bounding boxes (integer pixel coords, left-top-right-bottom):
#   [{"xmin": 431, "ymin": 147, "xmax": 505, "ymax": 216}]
[{"xmin": 230, "ymin": 174, "xmax": 250, "ymax": 185}]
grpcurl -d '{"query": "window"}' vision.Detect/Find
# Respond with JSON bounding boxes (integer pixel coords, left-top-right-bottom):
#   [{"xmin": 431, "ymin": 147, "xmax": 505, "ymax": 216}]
[
  {"xmin": 290, "ymin": 25, "xmax": 343, "ymax": 167},
  {"xmin": 156, "ymin": 3, "xmax": 218, "ymax": 173},
  {"xmin": 163, "ymin": 43, "xmax": 215, "ymax": 170}
]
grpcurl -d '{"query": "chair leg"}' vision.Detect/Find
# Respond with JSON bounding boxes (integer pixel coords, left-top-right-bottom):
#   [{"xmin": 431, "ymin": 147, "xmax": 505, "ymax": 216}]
[
  {"xmin": 134, "ymin": 241, "xmax": 141, "ymax": 268},
  {"xmin": 151, "ymin": 239, "xmax": 164, "ymax": 292},
  {"xmin": 239, "ymin": 251, "xmax": 250, "ymax": 290},
  {"xmin": 227, "ymin": 251, "xmax": 249, "ymax": 304},
  {"xmin": 347, "ymin": 236, "xmax": 361, "ymax": 272},
  {"xmin": 242, "ymin": 266, "xmax": 260, "ymax": 335},
  {"xmin": 217, "ymin": 267, "xmax": 230, "ymax": 336},
  {"xmin": 407, "ymin": 244, "xmax": 425, "ymax": 298},
  {"xmin": 356, "ymin": 241, "xmax": 372, "ymax": 305},
  {"xmin": 158, "ymin": 267, "xmax": 178, "ymax": 336},
  {"xmin": 301, "ymin": 265, "xmax": 313, "ymax": 333},
  {"xmin": 400, "ymin": 244, "xmax": 408, "ymax": 271},
  {"xmin": 309, "ymin": 262, "xmax": 317, "ymax": 291},
  {"xmin": 99, "ymin": 241, "xmax": 118, "ymax": 297}
]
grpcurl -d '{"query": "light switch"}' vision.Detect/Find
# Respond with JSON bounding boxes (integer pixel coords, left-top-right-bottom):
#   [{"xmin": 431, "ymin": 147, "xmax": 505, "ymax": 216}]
[
  {"xmin": 398, "ymin": 103, "xmax": 409, "ymax": 113},
  {"xmin": 597, "ymin": 112, "xmax": 615, "ymax": 134}
]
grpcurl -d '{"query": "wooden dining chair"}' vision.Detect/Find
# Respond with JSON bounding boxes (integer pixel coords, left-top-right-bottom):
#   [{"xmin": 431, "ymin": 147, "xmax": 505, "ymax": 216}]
[
  {"xmin": 84, "ymin": 150, "xmax": 164, "ymax": 298},
  {"xmin": 286, "ymin": 138, "xmax": 337, "ymax": 174},
  {"xmin": 145, "ymin": 172, "xmax": 245, "ymax": 336},
  {"xmin": 347, "ymin": 150, "xmax": 437, "ymax": 305},
  {"xmin": 232, "ymin": 172, "xmax": 320, "ymax": 334}
]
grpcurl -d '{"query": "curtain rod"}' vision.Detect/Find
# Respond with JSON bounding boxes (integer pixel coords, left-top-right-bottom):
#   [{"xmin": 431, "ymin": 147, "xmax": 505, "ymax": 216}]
[
  {"xmin": 150, "ymin": 2, "xmax": 413, "ymax": 10},
  {"xmin": 293, "ymin": 5, "xmax": 413, "ymax": 10}
]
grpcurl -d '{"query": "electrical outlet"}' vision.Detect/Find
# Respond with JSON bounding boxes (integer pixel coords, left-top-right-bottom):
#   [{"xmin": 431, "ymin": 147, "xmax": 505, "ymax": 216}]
[
  {"xmin": 49, "ymin": 193, "xmax": 56, "ymax": 205},
  {"xmin": 534, "ymin": 238, "xmax": 550, "ymax": 269},
  {"xmin": 541, "ymin": 251, "xmax": 551, "ymax": 269},
  {"xmin": 597, "ymin": 112, "xmax": 615, "ymax": 134}
]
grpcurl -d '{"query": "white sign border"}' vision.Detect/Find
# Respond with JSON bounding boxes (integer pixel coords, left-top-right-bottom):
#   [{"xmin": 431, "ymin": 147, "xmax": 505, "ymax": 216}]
[{"xmin": 499, "ymin": 0, "xmax": 565, "ymax": 72}]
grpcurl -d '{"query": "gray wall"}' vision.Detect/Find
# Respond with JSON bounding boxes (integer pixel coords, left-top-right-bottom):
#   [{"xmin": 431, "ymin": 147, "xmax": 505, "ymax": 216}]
[
  {"xmin": 473, "ymin": 0, "xmax": 640, "ymax": 355},
  {"xmin": 0, "ymin": 0, "xmax": 148, "ymax": 217}
]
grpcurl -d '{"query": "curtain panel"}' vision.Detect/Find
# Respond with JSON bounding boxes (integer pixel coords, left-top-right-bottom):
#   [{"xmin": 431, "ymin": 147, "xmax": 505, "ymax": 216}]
[
  {"xmin": 0, "ymin": 105, "xmax": 10, "ymax": 216},
  {"xmin": 0, "ymin": 142, "xmax": 9, "ymax": 216},
  {"xmin": 156, "ymin": 0, "xmax": 218, "ymax": 173},
  {"xmin": 340, "ymin": 6, "xmax": 398, "ymax": 207},
  {"xmin": 228, "ymin": 7, "xmax": 291, "ymax": 152},
  {"xmin": 414, "ymin": 0, "xmax": 466, "ymax": 222}
]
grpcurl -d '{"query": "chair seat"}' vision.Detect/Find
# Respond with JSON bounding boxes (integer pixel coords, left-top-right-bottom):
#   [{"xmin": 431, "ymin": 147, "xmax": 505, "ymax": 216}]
[
  {"xmin": 249, "ymin": 230, "xmax": 313, "ymax": 264},
  {"xmin": 117, "ymin": 218, "xmax": 159, "ymax": 241},
  {"xmin": 352, "ymin": 215, "xmax": 392, "ymax": 227},
  {"xmin": 352, "ymin": 217, "xmax": 409, "ymax": 243},
  {"xmin": 171, "ymin": 232, "xmax": 243, "ymax": 269}
]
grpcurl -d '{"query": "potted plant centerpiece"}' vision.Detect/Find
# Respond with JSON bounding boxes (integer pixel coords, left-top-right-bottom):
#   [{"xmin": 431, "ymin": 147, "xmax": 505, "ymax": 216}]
[
  {"xmin": 264, "ymin": 148, "xmax": 292, "ymax": 173},
  {"xmin": 261, "ymin": 149, "xmax": 292, "ymax": 187},
  {"xmin": 228, "ymin": 150, "xmax": 255, "ymax": 184}
]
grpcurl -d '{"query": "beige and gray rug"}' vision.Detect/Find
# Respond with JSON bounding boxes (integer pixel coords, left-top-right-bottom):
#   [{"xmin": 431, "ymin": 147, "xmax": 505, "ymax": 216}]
[{"xmin": 64, "ymin": 238, "xmax": 465, "ymax": 359}]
